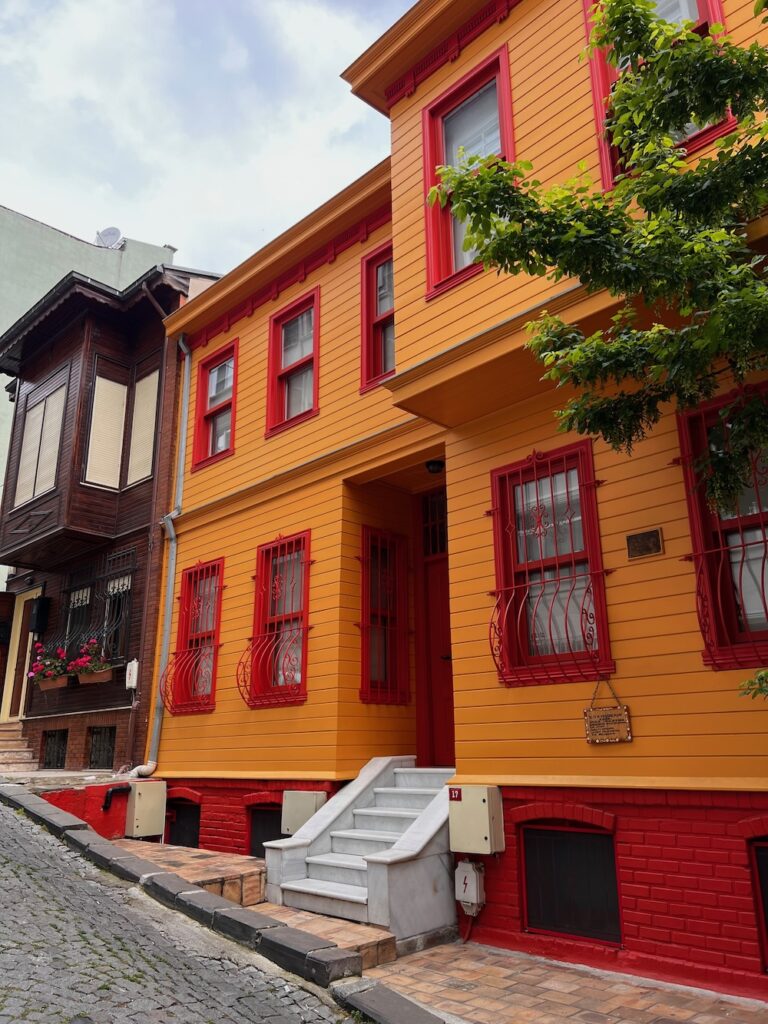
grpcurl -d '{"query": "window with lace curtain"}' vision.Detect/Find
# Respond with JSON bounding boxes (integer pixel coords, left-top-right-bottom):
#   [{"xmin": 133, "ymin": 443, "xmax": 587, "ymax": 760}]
[
  {"xmin": 490, "ymin": 441, "xmax": 614, "ymax": 686},
  {"xmin": 267, "ymin": 290, "xmax": 319, "ymax": 435}
]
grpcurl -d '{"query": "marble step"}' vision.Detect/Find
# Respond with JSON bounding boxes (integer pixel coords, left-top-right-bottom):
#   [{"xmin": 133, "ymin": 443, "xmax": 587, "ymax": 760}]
[
  {"xmin": 330, "ymin": 828, "xmax": 398, "ymax": 856},
  {"xmin": 373, "ymin": 786, "xmax": 440, "ymax": 810},
  {"xmin": 352, "ymin": 807, "xmax": 420, "ymax": 833},
  {"xmin": 392, "ymin": 767, "xmax": 454, "ymax": 789},
  {"xmin": 305, "ymin": 852, "xmax": 368, "ymax": 887},
  {"xmin": 281, "ymin": 877, "xmax": 369, "ymax": 923}
]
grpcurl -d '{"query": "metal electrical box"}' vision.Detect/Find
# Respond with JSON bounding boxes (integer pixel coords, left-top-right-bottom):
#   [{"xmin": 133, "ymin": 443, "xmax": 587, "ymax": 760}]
[
  {"xmin": 448, "ymin": 785, "xmax": 505, "ymax": 854},
  {"xmin": 281, "ymin": 791, "xmax": 327, "ymax": 835},
  {"xmin": 125, "ymin": 780, "xmax": 167, "ymax": 838},
  {"xmin": 455, "ymin": 859, "xmax": 485, "ymax": 916}
]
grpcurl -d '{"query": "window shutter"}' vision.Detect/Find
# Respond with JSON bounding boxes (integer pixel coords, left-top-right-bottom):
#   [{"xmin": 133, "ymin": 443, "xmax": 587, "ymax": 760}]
[
  {"xmin": 126, "ymin": 370, "xmax": 159, "ymax": 485},
  {"xmin": 14, "ymin": 401, "xmax": 45, "ymax": 506},
  {"xmin": 85, "ymin": 376, "xmax": 127, "ymax": 488},
  {"xmin": 35, "ymin": 386, "xmax": 66, "ymax": 495}
]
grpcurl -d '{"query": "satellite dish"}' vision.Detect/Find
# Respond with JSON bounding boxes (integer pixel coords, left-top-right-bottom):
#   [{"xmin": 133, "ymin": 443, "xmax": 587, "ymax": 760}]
[{"xmin": 95, "ymin": 226, "xmax": 122, "ymax": 248}]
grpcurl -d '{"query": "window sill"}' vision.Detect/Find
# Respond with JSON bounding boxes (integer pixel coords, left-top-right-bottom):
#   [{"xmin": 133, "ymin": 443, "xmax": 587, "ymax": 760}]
[
  {"xmin": 426, "ymin": 262, "xmax": 483, "ymax": 301},
  {"xmin": 702, "ymin": 643, "xmax": 768, "ymax": 671},
  {"xmin": 499, "ymin": 658, "xmax": 616, "ymax": 687},
  {"xmin": 359, "ymin": 690, "xmax": 411, "ymax": 705},
  {"xmin": 523, "ymin": 924, "xmax": 622, "ymax": 949},
  {"xmin": 245, "ymin": 693, "xmax": 307, "ymax": 709},
  {"xmin": 168, "ymin": 703, "xmax": 216, "ymax": 716},
  {"xmin": 359, "ymin": 371, "xmax": 396, "ymax": 396},
  {"xmin": 683, "ymin": 114, "xmax": 738, "ymax": 155},
  {"xmin": 265, "ymin": 408, "xmax": 319, "ymax": 439},
  {"xmin": 191, "ymin": 448, "xmax": 234, "ymax": 473}
]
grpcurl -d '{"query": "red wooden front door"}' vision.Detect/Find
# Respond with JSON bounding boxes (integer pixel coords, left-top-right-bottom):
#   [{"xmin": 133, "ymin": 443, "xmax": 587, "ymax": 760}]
[{"xmin": 417, "ymin": 490, "xmax": 455, "ymax": 767}]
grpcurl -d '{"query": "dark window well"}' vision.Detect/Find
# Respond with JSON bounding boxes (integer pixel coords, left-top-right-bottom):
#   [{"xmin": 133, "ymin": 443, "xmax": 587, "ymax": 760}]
[
  {"xmin": 88, "ymin": 726, "xmax": 116, "ymax": 769},
  {"xmin": 41, "ymin": 729, "xmax": 68, "ymax": 769},
  {"xmin": 249, "ymin": 806, "xmax": 284, "ymax": 858},
  {"xmin": 523, "ymin": 826, "xmax": 621, "ymax": 944},
  {"xmin": 753, "ymin": 842, "xmax": 768, "ymax": 951},
  {"xmin": 166, "ymin": 802, "xmax": 200, "ymax": 848}
]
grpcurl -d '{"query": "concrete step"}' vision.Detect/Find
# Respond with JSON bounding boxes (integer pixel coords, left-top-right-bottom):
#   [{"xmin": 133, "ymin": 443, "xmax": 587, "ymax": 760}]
[
  {"xmin": 392, "ymin": 767, "xmax": 454, "ymax": 789},
  {"xmin": 352, "ymin": 807, "xmax": 420, "ymax": 833},
  {"xmin": 373, "ymin": 786, "xmax": 440, "ymax": 810},
  {"xmin": 0, "ymin": 739, "xmax": 33, "ymax": 750},
  {"xmin": 0, "ymin": 750, "xmax": 35, "ymax": 765},
  {"xmin": 305, "ymin": 852, "xmax": 368, "ymax": 887},
  {"xmin": 281, "ymin": 877, "xmax": 369, "ymax": 923},
  {"xmin": 330, "ymin": 829, "xmax": 398, "ymax": 856},
  {"xmin": 0, "ymin": 724, "xmax": 24, "ymax": 738}
]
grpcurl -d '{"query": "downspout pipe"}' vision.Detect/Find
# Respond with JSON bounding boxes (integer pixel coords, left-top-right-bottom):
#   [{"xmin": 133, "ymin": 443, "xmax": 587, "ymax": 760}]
[{"xmin": 129, "ymin": 333, "xmax": 191, "ymax": 778}]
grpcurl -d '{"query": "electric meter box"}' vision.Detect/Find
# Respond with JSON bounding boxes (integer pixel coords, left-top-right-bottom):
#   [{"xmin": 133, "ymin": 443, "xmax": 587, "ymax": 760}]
[
  {"xmin": 455, "ymin": 859, "xmax": 485, "ymax": 915},
  {"xmin": 281, "ymin": 790, "xmax": 327, "ymax": 835},
  {"xmin": 448, "ymin": 785, "xmax": 505, "ymax": 854},
  {"xmin": 125, "ymin": 780, "xmax": 167, "ymax": 838}
]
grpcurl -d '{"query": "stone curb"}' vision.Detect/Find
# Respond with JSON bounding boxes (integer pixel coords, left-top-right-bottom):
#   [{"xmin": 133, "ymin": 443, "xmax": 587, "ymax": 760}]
[
  {"xmin": 1, "ymin": 782, "xmax": 437, "ymax": 1020},
  {"xmin": 332, "ymin": 978, "xmax": 451, "ymax": 1024}
]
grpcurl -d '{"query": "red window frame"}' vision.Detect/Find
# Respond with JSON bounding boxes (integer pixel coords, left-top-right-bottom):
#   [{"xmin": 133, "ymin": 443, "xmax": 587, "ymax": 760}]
[
  {"xmin": 422, "ymin": 46, "xmax": 515, "ymax": 299},
  {"xmin": 490, "ymin": 440, "xmax": 614, "ymax": 686},
  {"xmin": 677, "ymin": 386, "xmax": 768, "ymax": 670},
  {"xmin": 164, "ymin": 559, "xmax": 224, "ymax": 715},
  {"xmin": 245, "ymin": 531, "xmax": 310, "ymax": 708},
  {"xmin": 266, "ymin": 288, "xmax": 320, "ymax": 436},
  {"xmin": 583, "ymin": 0, "xmax": 733, "ymax": 190},
  {"xmin": 360, "ymin": 526, "xmax": 409, "ymax": 704},
  {"xmin": 750, "ymin": 839, "xmax": 768, "ymax": 969},
  {"xmin": 192, "ymin": 340, "xmax": 238, "ymax": 470},
  {"xmin": 360, "ymin": 242, "xmax": 395, "ymax": 392}
]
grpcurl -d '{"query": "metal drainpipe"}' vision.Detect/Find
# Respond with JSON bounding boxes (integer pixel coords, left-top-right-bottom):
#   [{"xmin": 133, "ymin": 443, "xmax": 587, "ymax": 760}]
[{"xmin": 129, "ymin": 334, "xmax": 191, "ymax": 778}]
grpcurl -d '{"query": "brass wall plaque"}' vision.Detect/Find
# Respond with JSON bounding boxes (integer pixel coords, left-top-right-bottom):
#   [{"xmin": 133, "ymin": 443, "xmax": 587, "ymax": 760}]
[
  {"xmin": 626, "ymin": 528, "xmax": 663, "ymax": 559},
  {"xmin": 584, "ymin": 704, "xmax": 632, "ymax": 744}
]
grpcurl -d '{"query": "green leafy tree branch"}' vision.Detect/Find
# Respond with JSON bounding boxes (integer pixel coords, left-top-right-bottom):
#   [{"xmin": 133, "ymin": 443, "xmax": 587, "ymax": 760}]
[{"xmin": 429, "ymin": 0, "xmax": 768, "ymax": 695}]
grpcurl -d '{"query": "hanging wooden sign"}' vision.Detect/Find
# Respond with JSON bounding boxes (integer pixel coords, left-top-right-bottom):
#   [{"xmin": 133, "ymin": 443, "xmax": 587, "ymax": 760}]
[{"xmin": 584, "ymin": 680, "xmax": 633, "ymax": 744}]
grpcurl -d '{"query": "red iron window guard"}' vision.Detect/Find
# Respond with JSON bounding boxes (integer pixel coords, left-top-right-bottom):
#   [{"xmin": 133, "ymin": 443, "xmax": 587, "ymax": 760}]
[
  {"xmin": 678, "ymin": 390, "xmax": 768, "ymax": 670},
  {"xmin": 161, "ymin": 559, "xmax": 223, "ymax": 714},
  {"xmin": 237, "ymin": 532, "xmax": 310, "ymax": 708},
  {"xmin": 360, "ymin": 527, "xmax": 409, "ymax": 704},
  {"xmin": 193, "ymin": 341, "xmax": 237, "ymax": 469},
  {"xmin": 489, "ymin": 441, "xmax": 614, "ymax": 686},
  {"xmin": 361, "ymin": 243, "xmax": 395, "ymax": 390}
]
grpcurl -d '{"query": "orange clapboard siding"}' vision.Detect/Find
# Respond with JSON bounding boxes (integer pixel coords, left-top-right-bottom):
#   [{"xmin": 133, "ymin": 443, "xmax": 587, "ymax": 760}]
[{"xmin": 151, "ymin": 0, "xmax": 768, "ymax": 791}]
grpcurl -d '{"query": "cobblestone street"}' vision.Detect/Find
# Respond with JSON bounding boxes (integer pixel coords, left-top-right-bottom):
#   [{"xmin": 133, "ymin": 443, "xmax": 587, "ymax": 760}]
[{"xmin": 0, "ymin": 804, "xmax": 343, "ymax": 1024}]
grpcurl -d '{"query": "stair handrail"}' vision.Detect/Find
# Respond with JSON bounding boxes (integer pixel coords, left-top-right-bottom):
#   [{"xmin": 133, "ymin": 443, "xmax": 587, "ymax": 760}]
[{"xmin": 364, "ymin": 785, "xmax": 451, "ymax": 865}]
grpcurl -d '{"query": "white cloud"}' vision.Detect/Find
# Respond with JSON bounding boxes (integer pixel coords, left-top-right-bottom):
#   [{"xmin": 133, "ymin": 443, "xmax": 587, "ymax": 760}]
[{"xmin": 0, "ymin": 0, "xmax": 408, "ymax": 274}]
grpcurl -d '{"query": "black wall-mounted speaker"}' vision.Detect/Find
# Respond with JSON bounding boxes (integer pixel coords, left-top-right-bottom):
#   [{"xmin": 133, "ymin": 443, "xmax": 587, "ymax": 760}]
[{"xmin": 28, "ymin": 597, "xmax": 50, "ymax": 635}]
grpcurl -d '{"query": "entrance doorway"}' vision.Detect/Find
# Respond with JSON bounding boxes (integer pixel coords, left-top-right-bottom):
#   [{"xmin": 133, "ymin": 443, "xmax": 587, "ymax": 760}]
[
  {"xmin": 0, "ymin": 587, "xmax": 41, "ymax": 723},
  {"xmin": 416, "ymin": 489, "xmax": 455, "ymax": 767}
]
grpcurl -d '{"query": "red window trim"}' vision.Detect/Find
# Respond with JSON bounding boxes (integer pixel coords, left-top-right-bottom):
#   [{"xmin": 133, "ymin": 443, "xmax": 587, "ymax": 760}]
[
  {"xmin": 360, "ymin": 526, "xmax": 410, "ymax": 705},
  {"xmin": 582, "ymin": 0, "xmax": 733, "ymax": 191},
  {"xmin": 677, "ymin": 384, "xmax": 768, "ymax": 670},
  {"xmin": 422, "ymin": 46, "xmax": 515, "ymax": 298},
  {"xmin": 244, "ymin": 531, "xmax": 311, "ymax": 709},
  {"xmin": 163, "ymin": 558, "xmax": 224, "ymax": 715},
  {"xmin": 519, "ymin": 822, "xmax": 623, "ymax": 948},
  {"xmin": 360, "ymin": 242, "xmax": 395, "ymax": 393},
  {"xmin": 192, "ymin": 340, "xmax": 238, "ymax": 471},
  {"xmin": 490, "ymin": 439, "xmax": 614, "ymax": 686},
  {"xmin": 266, "ymin": 288, "xmax": 320, "ymax": 437}
]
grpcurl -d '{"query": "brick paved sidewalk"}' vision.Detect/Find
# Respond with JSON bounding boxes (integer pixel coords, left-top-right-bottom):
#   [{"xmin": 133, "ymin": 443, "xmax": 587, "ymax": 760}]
[{"xmin": 366, "ymin": 940, "xmax": 768, "ymax": 1024}]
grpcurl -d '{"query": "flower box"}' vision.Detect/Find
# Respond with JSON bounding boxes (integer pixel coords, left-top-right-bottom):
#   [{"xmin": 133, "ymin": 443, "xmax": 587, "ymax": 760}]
[
  {"xmin": 77, "ymin": 669, "xmax": 112, "ymax": 685},
  {"xmin": 37, "ymin": 674, "xmax": 69, "ymax": 691}
]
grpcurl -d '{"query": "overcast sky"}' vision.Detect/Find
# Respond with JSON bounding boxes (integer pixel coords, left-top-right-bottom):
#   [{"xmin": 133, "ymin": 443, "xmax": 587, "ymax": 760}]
[{"xmin": 0, "ymin": 0, "xmax": 413, "ymax": 276}]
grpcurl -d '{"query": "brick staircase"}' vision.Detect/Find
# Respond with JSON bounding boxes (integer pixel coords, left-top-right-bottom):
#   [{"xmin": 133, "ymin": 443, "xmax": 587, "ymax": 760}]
[{"xmin": 0, "ymin": 721, "xmax": 37, "ymax": 772}]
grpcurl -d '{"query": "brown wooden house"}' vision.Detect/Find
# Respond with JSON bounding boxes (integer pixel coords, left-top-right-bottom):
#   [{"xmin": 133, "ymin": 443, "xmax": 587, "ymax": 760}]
[{"xmin": 0, "ymin": 265, "xmax": 216, "ymax": 771}]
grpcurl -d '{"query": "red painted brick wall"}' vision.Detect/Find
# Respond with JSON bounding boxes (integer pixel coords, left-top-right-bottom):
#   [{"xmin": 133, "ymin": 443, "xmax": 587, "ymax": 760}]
[
  {"xmin": 465, "ymin": 786, "xmax": 768, "ymax": 1000},
  {"xmin": 166, "ymin": 778, "xmax": 341, "ymax": 855},
  {"xmin": 43, "ymin": 783, "xmax": 130, "ymax": 839}
]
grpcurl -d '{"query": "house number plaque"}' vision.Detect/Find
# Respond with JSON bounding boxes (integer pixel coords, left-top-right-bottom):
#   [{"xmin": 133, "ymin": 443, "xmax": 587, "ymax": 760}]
[{"xmin": 583, "ymin": 704, "xmax": 632, "ymax": 744}]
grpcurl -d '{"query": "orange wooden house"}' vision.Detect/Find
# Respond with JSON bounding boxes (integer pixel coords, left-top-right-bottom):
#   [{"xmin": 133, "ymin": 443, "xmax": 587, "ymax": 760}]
[{"xmin": 147, "ymin": 0, "xmax": 768, "ymax": 998}]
